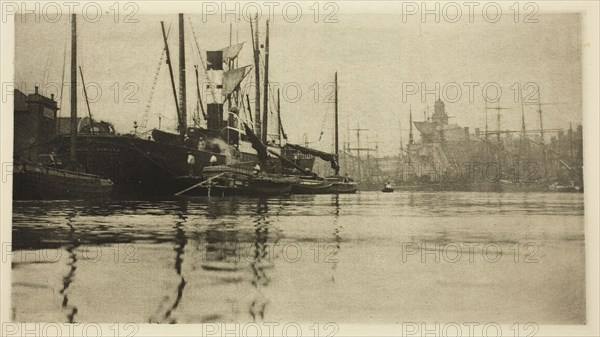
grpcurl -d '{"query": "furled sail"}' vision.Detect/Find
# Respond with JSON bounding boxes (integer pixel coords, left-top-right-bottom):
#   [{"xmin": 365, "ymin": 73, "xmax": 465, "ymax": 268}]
[
  {"xmin": 221, "ymin": 42, "xmax": 245, "ymax": 63},
  {"xmin": 285, "ymin": 144, "xmax": 339, "ymax": 171},
  {"xmin": 223, "ymin": 65, "xmax": 251, "ymax": 96}
]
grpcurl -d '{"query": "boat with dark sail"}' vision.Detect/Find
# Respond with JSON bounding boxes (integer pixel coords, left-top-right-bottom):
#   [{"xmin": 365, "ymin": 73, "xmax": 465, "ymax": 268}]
[
  {"xmin": 54, "ymin": 14, "xmax": 240, "ymax": 197},
  {"xmin": 171, "ymin": 15, "xmax": 334, "ymax": 197},
  {"xmin": 289, "ymin": 72, "xmax": 358, "ymax": 194},
  {"xmin": 325, "ymin": 72, "xmax": 358, "ymax": 194},
  {"xmin": 287, "ymin": 143, "xmax": 338, "ymax": 194},
  {"xmin": 53, "ymin": 14, "xmax": 321, "ymax": 198}
]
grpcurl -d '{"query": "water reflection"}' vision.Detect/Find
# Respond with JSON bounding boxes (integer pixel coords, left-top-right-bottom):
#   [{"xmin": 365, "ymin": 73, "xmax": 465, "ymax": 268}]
[
  {"xmin": 11, "ymin": 192, "xmax": 585, "ymax": 324},
  {"xmin": 331, "ymin": 195, "xmax": 341, "ymax": 283},
  {"xmin": 151, "ymin": 201, "xmax": 188, "ymax": 323},
  {"xmin": 60, "ymin": 210, "xmax": 79, "ymax": 323},
  {"xmin": 195, "ymin": 200, "xmax": 244, "ymax": 321},
  {"xmin": 201, "ymin": 199, "xmax": 241, "ymax": 274},
  {"xmin": 249, "ymin": 198, "xmax": 271, "ymax": 321}
]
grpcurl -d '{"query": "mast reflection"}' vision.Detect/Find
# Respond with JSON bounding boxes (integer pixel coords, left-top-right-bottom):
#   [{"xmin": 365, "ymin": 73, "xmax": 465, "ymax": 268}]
[
  {"xmin": 152, "ymin": 201, "xmax": 188, "ymax": 323},
  {"xmin": 196, "ymin": 199, "xmax": 245, "ymax": 321},
  {"xmin": 249, "ymin": 198, "xmax": 271, "ymax": 321},
  {"xmin": 331, "ymin": 194, "xmax": 341, "ymax": 283},
  {"xmin": 60, "ymin": 209, "xmax": 79, "ymax": 323}
]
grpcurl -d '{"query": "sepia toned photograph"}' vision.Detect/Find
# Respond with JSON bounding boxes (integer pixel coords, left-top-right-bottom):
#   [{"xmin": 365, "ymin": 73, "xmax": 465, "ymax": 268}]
[{"xmin": 1, "ymin": 1, "xmax": 598, "ymax": 336}]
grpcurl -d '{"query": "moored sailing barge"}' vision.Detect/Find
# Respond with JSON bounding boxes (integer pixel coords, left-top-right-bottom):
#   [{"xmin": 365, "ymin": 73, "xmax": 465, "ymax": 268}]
[
  {"xmin": 13, "ymin": 14, "xmax": 113, "ymax": 200},
  {"xmin": 290, "ymin": 72, "xmax": 358, "ymax": 194}
]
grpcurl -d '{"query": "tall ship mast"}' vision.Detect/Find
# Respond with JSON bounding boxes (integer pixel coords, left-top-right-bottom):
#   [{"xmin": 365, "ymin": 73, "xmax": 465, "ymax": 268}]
[
  {"xmin": 55, "ymin": 14, "xmax": 228, "ymax": 197},
  {"xmin": 13, "ymin": 14, "xmax": 113, "ymax": 200},
  {"xmin": 53, "ymin": 14, "xmax": 322, "ymax": 197},
  {"xmin": 401, "ymin": 96, "xmax": 582, "ymax": 192}
]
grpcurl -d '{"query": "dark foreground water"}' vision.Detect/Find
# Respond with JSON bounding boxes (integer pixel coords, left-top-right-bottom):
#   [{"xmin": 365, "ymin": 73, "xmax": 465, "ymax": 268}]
[{"xmin": 11, "ymin": 192, "xmax": 585, "ymax": 324}]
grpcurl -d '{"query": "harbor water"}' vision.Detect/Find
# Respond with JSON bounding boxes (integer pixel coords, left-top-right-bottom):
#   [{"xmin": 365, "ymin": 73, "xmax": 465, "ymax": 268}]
[{"xmin": 11, "ymin": 192, "xmax": 585, "ymax": 324}]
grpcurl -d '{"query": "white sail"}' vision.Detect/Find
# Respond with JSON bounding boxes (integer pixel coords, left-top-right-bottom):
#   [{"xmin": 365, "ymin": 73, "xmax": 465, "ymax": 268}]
[
  {"xmin": 222, "ymin": 65, "xmax": 251, "ymax": 96},
  {"xmin": 221, "ymin": 42, "xmax": 245, "ymax": 63}
]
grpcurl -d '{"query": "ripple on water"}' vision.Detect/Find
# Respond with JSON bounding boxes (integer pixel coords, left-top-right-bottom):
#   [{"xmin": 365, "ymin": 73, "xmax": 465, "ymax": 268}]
[{"xmin": 11, "ymin": 191, "xmax": 585, "ymax": 324}]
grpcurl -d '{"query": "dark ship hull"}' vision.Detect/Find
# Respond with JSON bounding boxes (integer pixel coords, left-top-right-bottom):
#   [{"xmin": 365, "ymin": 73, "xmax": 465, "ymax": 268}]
[
  {"xmin": 13, "ymin": 162, "xmax": 113, "ymax": 200},
  {"xmin": 291, "ymin": 178, "xmax": 334, "ymax": 194},
  {"xmin": 56, "ymin": 134, "xmax": 226, "ymax": 198}
]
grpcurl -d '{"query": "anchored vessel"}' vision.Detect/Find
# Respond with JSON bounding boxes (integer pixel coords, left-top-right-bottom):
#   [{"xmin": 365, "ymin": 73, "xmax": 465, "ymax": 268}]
[
  {"xmin": 168, "ymin": 14, "xmax": 320, "ymax": 196},
  {"xmin": 381, "ymin": 183, "xmax": 394, "ymax": 193},
  {"xmin": 51, "ymin": 14, "xmax": 311, "ymax": 197},
  {"xmin": 291, "ymin": 72, "xmax": 358, "ymax": 194},
  {"xmin": 200, "ymin": 165, "xmax": 299, "ymax": 196},
  {"xmin": 47, "ymin": 14, "xmax": 353, "ymax": 197},
  {"xmin": 396, "ymin": 97, "xmax": 583, "ymax": 192},
  {"xmin": 13, "ymin": 162, "xmax": 113, "ymax": 200},
  {"xmin": 13, "ymin": 15, "xmax": 113, "ymax": 200},
  {"xmin": 55, "ymin": 14, "xmax": 229, "ymax": 197},
  {"xmin": 288, "ymin": 144, "xmax": 339, "ymax": 194}
]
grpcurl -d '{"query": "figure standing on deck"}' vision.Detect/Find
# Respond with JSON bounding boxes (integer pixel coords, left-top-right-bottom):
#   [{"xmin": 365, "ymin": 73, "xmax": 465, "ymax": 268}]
[
  {"xmin": 187, "ymin": 152, "xmax": 195, "ymax": 176},
  {"xmin": 382, "ymin": 181, "xmax": 394, "ymax": 193},
  {"xmin": 253, "ymin": 163, "xmax": 261, "ymax": 175}
]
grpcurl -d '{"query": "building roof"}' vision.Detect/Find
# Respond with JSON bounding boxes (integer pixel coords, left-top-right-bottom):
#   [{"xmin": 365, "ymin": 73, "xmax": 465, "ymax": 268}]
[
  {"xmin": 14, "ymin": 90, "xmax": 29, "ymax": 112},
  {"xmin": 14, "ymin": 88, "xmax": 58, "ymax": 112}
]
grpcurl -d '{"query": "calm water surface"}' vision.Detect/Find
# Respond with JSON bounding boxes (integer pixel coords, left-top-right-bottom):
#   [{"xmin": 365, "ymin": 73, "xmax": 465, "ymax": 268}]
[{"xmin": 11, "ymin": 192, "xmax": 585, "ymax": 324}]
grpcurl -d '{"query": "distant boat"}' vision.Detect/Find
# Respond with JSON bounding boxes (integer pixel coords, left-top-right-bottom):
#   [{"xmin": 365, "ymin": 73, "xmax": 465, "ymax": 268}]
[
  {"xmin": 498, "ymin": 180, "xmax": 546, "ymax": 193},
  {"xmin": 549, "ymin": 182, "xmax": 583, "ymax": 193},
  {"xmin": 289, "ymin": 73, "xmax": 358, "ymax": 194}
]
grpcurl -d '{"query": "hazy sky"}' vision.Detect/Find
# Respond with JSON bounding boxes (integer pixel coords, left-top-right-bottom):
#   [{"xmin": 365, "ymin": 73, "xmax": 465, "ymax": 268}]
[{"xmin": 15, "ymin": 3, "xmax": 582, "ymax": 155}]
